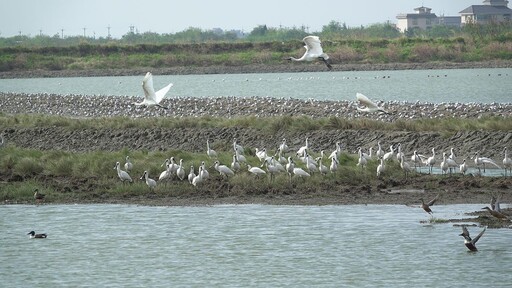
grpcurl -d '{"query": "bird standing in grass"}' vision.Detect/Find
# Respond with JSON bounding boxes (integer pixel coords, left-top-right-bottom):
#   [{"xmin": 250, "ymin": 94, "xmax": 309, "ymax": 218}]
[
  {"xmin": 33, "ymin": 189, "xmax": 45, "ymax": 204},
  {"xmin": 286, "ymin": 36, "xmax": 332, "ymax": 70},
  {"xmin": 114, "ymin": 161, "xmax": 132, "ymax": 183},
  {"xmin": 140, "ymin": 171, "xmax": 157, "ymax": 190}
]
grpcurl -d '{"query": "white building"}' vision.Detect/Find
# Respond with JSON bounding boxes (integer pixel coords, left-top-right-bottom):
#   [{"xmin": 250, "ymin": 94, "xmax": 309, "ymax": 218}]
[{"xmin": 460, "ymin": 0, "xmax": 512, "ymax": 25}]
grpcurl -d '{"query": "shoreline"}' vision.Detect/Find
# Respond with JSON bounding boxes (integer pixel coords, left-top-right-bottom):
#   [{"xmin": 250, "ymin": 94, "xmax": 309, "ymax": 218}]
[{"xmin": 1, "ymin": 60, "xmax": 512, "ymax": 79}]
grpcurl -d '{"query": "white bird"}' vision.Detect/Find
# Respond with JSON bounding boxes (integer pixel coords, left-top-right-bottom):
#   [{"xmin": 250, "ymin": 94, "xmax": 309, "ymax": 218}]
[
  {"xmin": 124, "ymin": 156, "xmax": 133, "ymax": 172},
  {"xmin": 158, "ymin": 159, "xmax": 171, "ymax": 182},
  {"xmin": 355, "ymin": 93, "xmax": 389, "ymax": 114},
  {"xmin": 449, "ymin": 147, "xmax": 457, "ymax": 162},
  {"xmin": 305, "ymin": 151, "xmax": 318, "ymax": 174},
  {"xmin": 376, "ymin": 141, "xmax": 385, "ymax": 158},
  {"xmin": 296, "ymin": 137, "xmax": 309, "ymax": 157},
  {"xmin": 440, "ymin": 152, "xmax": 449, "ymax": 175},
  {"xmin": 473, "ymin": 151, "xmax": 500, "ymax": 174},
  {"xmin": 168, "ymin": 157, "xmax": 179, "ymax": 175},
  {"xmin": 357, "ymin": 147, "xmax": 367, "ymax": 169},
  {"xmin": 377, "ymin": 157, "xmax": 385, "ymax": 178},
  {"xmin": 187, "ymin": 165, "xmax": 196, "ymax": 184},
  {"xmin": 286, "ymin": 157, "xmax": 295, "ymax": 180},
  {"xmin": 176, "ymin": 159, "xmax": 186, "ymax": 181},
  {"xmin": 400, "ymin": 155, "xmax": 413, "ymax": 179},
  {"xmin": 114, "ymin": 161, "xmax": 132, "ymax": 183},
  {"xmin": 235, "ymin": 147, "xmax": 247, "ymax": 164},
  {"xmin": 293, "ymin": 167, "xmax": 311, "ymax": 178},
  {"xmin": 264, "ymin": 157, "xmax": 281, "ymax": 181},
  {"xmin": 425, "ymin": 148, "xmax": 436, "ymax": 174},
  {"xmin": 395, "ymin": 143, "xmax": 404, "ymax": 162},
  {"xmin": 247, "ymin": 164, "xmax": 266, "ymax": 178},
  {"xmin": 328, "ymin": 141, "xmax": 342, "ymax": 160},
  {"xmin": 133, "ymin": 72, "xmax": 173, "ymax": 109},
  {"xmin": 316, "ymin": 157, "xmax": 329, "ymax": 175},
  {"xmin": 362, "ymin": 147, "xmax": 373, "ymax": 161},
  {"xmin": 286, "ymin": 35, "xmax": 332, "ymax": 70},
  {"xmin": 200, "ymin": 161, "xmax": 210, "ymax": 180},
  {"xmin": 411, "ymin": 150, "xmax": 423, "ymax": 170},
  {"xmin": 460, "ymin": 159, "xmax": 468, "ymax": 175},
  {"xmin": 140, "ymin": 170, "xmax": 157, "ymax": 190},
  {"xmin": 206, "ymin": 139, "xmax": 217, "ymax": 158},
  {"xmin": 192, "ymin": 166, "xmax": 203, "ymax": 186},
  {"xmin": 214, "ymin": 160, "xmax": 235, "ymax": 178},
  {"xmin": 445, "ymin": 153, "xmax": 459, "ymax": 174},
  {"xmin": 231, "ymin": 154, "xmax": 241, "ymax": 172},
  {"xmin": 330, "ymin": 157, "xmax": 339, "ymax": 174},
  {"xmin": 279, "ymin": 138, "xmax": 289, "ymax": 154},
  {"xmin": 383, "ymin": 145, "xmax": 395, "ymax": 162},
  {"xmin": 233, "ymin": 138, "xmax": 244, "ymax": 155},
  {"xmin": 503, "ymin": 147, "xmax": 512, "ymax": 176}
]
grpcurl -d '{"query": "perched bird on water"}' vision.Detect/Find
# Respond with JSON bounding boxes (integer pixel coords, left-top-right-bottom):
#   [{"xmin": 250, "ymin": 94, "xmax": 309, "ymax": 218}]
[
  {"xmin": 28, "ymin": 231, "xmax": 47, "ymax": 239},
  {"xmin": 420, "ymin": 194, "xmax": 439, "ymax": 216},
  {"xmin": 133, "ymin": 72, "xmax": 173, "ymax": 109},
  {"xmin": 34, "ymin": 189, "xmax": 45, "ymax": 203},
  {"xmin": 482, "ymin": 206, "xmax": 509, "ymax": 220},
  {"xmin": 286, "ymin": 35, "xmax": 332, "ymax": 70},
  {"xmin": 459, "ymin": 226, "xmax": 486, "ymax": 252}
]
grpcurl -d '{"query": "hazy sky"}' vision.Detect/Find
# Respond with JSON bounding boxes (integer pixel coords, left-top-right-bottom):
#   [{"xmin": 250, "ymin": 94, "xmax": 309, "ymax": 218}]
[{"xmin": 1, "ymin": 0, "xmax": 480, "ymax": 38}]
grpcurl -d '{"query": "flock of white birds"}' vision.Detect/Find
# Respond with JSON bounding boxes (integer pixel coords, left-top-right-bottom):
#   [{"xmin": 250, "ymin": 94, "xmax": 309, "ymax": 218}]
[
  {"xmin": 112, "ymin": 35, "xmax": 512, "ymax": 190},
  {"xmin": 113, "ymin": 136, "xmax": 512, "ymax": 190}
]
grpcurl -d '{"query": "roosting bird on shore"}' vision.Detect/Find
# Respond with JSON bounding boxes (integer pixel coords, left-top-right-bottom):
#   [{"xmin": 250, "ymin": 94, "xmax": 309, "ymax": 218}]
[
  {"xmin": 286, "ymin": 36, "xmax": 332, "ymax": 70},
  {"xmin": 133, "ymin": 72, "xmax": 173, "ymax": 109}
]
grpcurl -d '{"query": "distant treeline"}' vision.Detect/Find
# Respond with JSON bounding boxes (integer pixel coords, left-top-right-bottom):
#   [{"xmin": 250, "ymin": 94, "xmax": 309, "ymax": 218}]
[{"xmin": 0, "ymin": 21, "xmax": 511, "ymax": 72}]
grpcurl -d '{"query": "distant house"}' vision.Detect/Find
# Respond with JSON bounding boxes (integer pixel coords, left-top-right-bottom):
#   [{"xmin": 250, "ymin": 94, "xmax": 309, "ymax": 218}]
[
  {"xmin": 396, "ymin": 6, "xmax": 438, "ymax": 33},
  {"xmin": 459, "ymin": 0, "xmax": 512, "ymax": 25}
]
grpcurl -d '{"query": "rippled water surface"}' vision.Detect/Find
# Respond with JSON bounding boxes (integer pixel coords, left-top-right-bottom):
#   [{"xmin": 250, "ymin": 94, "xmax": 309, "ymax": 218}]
[
  {"xmin": 1, "ymin": 204, "xmax": 511, "ymax": 287},
  {"xmin": 1, "ymin": 68, "xmax": 511, "ymax": 103}
]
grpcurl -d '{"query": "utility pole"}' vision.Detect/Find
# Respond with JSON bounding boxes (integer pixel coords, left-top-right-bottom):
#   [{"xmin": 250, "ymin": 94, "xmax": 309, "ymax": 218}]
[
  {"xmin": 39, "ymin": 29, "xmax": 43, "ymax": 36},
  {"xmin": 107, "ymin": 25, "xmax": 111, "ymax": 39},
  {"xmin": 83, "ymin": 27, "xmax": 86, "ymax": 37},
  {"xmin": 61, "ymin": 28, "xmax": 64, "ymax": 39}
]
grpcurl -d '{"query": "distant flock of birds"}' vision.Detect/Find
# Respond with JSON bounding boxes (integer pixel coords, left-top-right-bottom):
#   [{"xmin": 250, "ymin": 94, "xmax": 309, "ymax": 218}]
[{"xmin": 18, "ymin": 35, "xmax": 510, "ymax": 250}]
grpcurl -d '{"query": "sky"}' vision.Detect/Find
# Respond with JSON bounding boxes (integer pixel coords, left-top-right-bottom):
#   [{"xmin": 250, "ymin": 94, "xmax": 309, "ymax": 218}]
[{"xmin": 1, "ymin": 0, "xmax": 481, "ymax": 38}]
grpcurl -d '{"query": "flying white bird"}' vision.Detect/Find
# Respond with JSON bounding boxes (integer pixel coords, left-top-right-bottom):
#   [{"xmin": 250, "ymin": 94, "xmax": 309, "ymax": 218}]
[
  {"xmin": 133, "ymin": 72, "xmax": 173, "ymax": 109},
  {"xmin": 286, "ymin": 35, "xmax": 332, "ymax": 70},
  {"xmin": 355, "ymin": 93, "xmax": 389, "ymax": 114}
]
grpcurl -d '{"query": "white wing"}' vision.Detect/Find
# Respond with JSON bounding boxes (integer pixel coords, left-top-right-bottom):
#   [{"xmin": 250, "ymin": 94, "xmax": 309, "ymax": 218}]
[
  {"xmin": 142, "ymin": 72, "xmax": 173, "ymax": 104},
  {"xmin": 303, "ymin": 36, "xmax": 324, "ymax": 57},
  {"xmin": 356, "ymin": 93, "xmax": 379, "ymax": 109},
  {"xmin": 481, "ymin": 157, "xmax": 501, "ymax": 169},
  {"xmin": 142, "ymin": 72, "xmax": 157, "ymax": 102}
]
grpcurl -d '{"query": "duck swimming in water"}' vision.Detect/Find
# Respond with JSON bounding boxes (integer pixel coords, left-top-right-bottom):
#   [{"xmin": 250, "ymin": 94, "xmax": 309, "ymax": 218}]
[
  {"xmin": 459, "ymin": 226, "xmax": 486, "ymax": 252},
  {"xmin": 27, "ymin": 231, "xmax": 47, "ymax": 239}
]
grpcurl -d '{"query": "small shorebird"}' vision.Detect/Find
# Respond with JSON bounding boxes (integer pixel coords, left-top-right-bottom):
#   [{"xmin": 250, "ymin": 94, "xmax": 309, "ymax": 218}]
[
  {"xmin": 27, "ymin": 231, "xmax": 47, "ymax": 239},
  {"xmin": 33, "ymin": 189, "xmax": 45, "ymax": 203},
  {"xmin": 459, "ymin": 226, "xmax": 486, "ymax": 252},
  {"xmin": 420, "ymin": 194, "xmax": 439, "ymax": 216}
]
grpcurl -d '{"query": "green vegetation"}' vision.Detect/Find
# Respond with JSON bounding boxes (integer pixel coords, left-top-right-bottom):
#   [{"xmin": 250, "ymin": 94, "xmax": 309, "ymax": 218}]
[
  {"xmin": 2, "ymin": 113, "xmax": 511, "ymax": 133},
  {"xmin": 1, "ymin": 21, "xmax": 511, "ymax": 72}
]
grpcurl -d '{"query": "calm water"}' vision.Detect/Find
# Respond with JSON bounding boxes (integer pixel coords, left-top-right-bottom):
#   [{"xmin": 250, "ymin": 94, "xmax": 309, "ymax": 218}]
[
  {"xmin": 1, "ymin": 68, "xmax": 511, "ymax": 103},
  {"xmin": 1, "ymin": 204, "xmax": 511, "ymax": 287}
]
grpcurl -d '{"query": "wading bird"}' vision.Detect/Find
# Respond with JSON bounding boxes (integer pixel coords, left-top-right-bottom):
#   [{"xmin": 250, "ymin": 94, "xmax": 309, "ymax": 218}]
[
  {"xmin": 140, "ymin": 171, "xmax": 157, "ymax": 190},
  {"xmin": 133, "ymin": 72, "xmax": 173, "ymax": 109},
  {"xmin": 355, "ymin": 93, "xmax": 389, "ymax": 114},
  {"xmin": 206, "ymin": 139, "xmax": 217, "ymax": 159},
  {"xmin": 459, "ymin": 226, "xmax": 486, "ymax": 252},
  {"xmin": 27, "ymin": 231, "xmax": 47, "ymax": 239},
  {"xmin": 503, "ymin": 147, "xmax": 511, "ymax": 176},
  {"xmin": 473, "ymin": 151, "xmax": 500, "ymax": 174},
  {"xmin": 114, "ymin": 161, "xmax": 132, "ymax": 183},
  {"xmin": 124, "ymin": 156, "xmax": 133, "ymax": 172},
  {"xmin": 286, "ymin": 36, "xmax": 332, "ymax": 70},
  {"xmin": 247, "ymin": 164, "xmax": 266, "ymax": 178}
]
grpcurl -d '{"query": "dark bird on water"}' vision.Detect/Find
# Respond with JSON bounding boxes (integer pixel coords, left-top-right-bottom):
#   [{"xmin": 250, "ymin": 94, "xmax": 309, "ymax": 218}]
[
  {"xmin": 459, "ymin": 226, "xmax": 486, "ymax": 252},
  {"xmin": 27, "ymin": 231, "xmax": 47, "ymax": 239}
]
